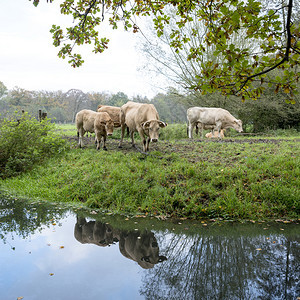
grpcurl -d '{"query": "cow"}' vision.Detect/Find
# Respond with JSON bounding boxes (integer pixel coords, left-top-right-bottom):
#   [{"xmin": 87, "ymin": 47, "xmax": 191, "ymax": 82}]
[
  {"xmin": 74, "ymin": 217, "xmax": 116, "ymax": 247},
  {"xmin": 118, "ymin": 230, "xmax": 167, "ymax": 269},
  {"xmin": 187, "ymin": 107, "xmax": 243, "ymax": 139},
  {"xmin": 205, "ymin": 129, "xmax": 225, "ymax": 139},
  {"xmin": 75, "ymin": 109, "xmax": 114, "ymax": 150},
  {"xmin": 118, "ymin": 101, "xmax": 167, "ymax": 152},
  {"xmin": 97, "ymin": 105, "xmax": 121, "ymax": 128},
  {"xmin": 74, "ymin": 217, "xmax": 167, "ymax": 269}
]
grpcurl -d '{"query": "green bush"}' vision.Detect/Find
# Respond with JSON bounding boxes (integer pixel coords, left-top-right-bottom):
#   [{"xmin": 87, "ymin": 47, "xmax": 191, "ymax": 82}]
[{"xmin": 0, "ymin": 113, "xmax": 68, "ymax": 178}]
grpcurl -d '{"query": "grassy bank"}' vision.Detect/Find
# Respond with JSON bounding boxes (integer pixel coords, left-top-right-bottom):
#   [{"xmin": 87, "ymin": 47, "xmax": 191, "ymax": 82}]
[{"xmin": 1, "ymin": 124, "xmax": 299, "ymax": 221}]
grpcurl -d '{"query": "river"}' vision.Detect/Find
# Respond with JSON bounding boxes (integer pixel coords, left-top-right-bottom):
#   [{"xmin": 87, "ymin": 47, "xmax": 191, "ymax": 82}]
[{"xmin": 0, "ymin": 193, "xmax": 299, "ymax": 300}]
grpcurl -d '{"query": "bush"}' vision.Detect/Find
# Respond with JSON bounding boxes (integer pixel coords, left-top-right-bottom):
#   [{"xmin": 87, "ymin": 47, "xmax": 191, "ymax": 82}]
[{"xmin": 0, "ymin": 113, "xmax": 68, "ymax": 178}]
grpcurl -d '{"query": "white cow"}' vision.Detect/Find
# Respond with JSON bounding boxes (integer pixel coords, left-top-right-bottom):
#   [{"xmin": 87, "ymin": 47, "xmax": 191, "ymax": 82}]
[{"xmin": 187, "ymin": 107, "xmax": 243, "ymax": 139}]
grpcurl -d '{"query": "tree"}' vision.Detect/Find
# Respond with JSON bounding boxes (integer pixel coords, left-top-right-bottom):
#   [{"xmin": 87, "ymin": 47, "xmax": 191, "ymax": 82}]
[
  {"xmin": 0, "ymin": 81, "xmax": 7, "ymax": 99},
  {"xmin": 32, "ymin": 0, "xmax": 299, "ymax": 101},
  {"xmin": 109, "ymin": 92, "xmax": 130, "ymax": 107},
  {"xmin": 87, "ymin": 91, "xmax": 111, "ymax": 110},
  {"xmin": 64, "ymin": 88, "xmax": 89, "ymax": 122},
  {"xmin": 0, "ymin": 82, "xmax": 9, "ymax": 117}
]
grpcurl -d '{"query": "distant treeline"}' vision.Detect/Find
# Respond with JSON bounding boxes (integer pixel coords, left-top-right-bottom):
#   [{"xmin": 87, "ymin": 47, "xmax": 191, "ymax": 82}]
[{"xmin": 0, "ymin": 81, "xmax": 299, "ymax": 132}]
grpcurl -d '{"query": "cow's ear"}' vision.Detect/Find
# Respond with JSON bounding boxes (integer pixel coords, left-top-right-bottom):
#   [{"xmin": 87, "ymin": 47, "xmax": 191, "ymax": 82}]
[
  {"xmin": 142, "ymin": 121, "xmax": 150, "ymax": 129},
  {"xmin": 158, "ymin": 255, "xmax": 167, "ymax": 262},
  {"xmin": 159, "ymin": 121, "xmax": 167, "ymax": 128}
]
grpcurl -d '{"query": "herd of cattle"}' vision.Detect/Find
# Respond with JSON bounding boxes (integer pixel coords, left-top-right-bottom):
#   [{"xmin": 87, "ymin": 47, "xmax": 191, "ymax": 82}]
[{"xmin": 75, "ymin": 101, "xmax": 243, "ymax": 152}]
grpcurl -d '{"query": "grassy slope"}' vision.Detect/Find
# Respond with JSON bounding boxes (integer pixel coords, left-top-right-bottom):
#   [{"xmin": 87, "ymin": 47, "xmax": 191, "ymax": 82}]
[{"xmin": 1, "ymin": 125, "xmax": 299, "ymax": 221}]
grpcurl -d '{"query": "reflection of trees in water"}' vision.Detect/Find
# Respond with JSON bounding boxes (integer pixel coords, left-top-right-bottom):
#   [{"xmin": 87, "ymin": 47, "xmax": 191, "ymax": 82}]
[
  {"xmin": 0, "ymin": 194, "xmax": 68, "ymax": 243},
  {"xmin": 140, "ymin": 231, "xmax": 299, "ymax": 300}
]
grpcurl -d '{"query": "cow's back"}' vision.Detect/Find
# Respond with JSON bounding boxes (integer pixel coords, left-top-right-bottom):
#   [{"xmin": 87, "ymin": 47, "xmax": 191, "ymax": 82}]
[
  {"xmin": 135, "ymin": 103, "xmax": 159, "ymax": 123},
  {"xmin": 199, "ymin": 108, "xmax": 221, "ymax": 124},
  {"xmin": 121, "ymin": 101, "xmax": 159, "ymax": 129},
  {"xmin": 97, "ymin": 105, "xmax": 121, "ymax": 125},
  {"xmin": 76, "ymin": 109, "xmax": 96, "ymax": 129}
]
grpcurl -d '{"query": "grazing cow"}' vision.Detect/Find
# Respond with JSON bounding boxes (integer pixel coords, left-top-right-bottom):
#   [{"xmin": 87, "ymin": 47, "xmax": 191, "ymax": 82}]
[
  {"xmin": 119, "ymin": 101, "xmax": 167, "ymax": 152},
  {"xmin": 74, "ymin": 217, "xmax": 167, "ymax": 269},
  {"xmin": 205, "ymin": 129, "xmax": 225, "ymax": 139},
  {"xmin": 187, "ymin": 107, "xmax": 243, "ymax": 139},
  {"xmin": 75, "ymin": 109, "xmax": 114, "ymax": 150},
  {"xmin": 97, "ymin": 105, "xmax": 121, "ymax": 127}
]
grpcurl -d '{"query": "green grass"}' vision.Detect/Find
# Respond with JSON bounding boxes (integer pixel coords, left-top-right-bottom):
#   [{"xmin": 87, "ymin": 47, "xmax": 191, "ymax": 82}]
[
  {"xmin": 1, "ymin": 127, "xmax": 299, "ymax": 221},
  {"xmin": 54, "ymin": 123, "xmax": 77, "ymax": 136}
]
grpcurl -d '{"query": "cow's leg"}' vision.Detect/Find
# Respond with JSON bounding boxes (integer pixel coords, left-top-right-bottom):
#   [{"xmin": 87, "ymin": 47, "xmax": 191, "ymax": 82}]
[
  {"xmin": 199, "ymin": 124, "xmax": 205, "ymax": 139},
  {"xmin": 103, "ymin": 135, "xmax": 107, "ymax": 151},
  {"xmin": 195, "ymin": 123, "xmax": 199, "ymax": 135},
  {"xmin": 95, "ymin": 132, "xmax": 100, "ymax": 150},
  {"xmin": 118, "ymin": 124, "xmax": 126, "ymax": 148},
  {"xmin": 137, "ymin": 128, "xmax": 147, "ymax": 151},
  {"xmin": 188, "ymin": 122, "xmax": 194, "ymax": 139},
  {"xmin": 146, "ymin": 137, "xmax": 151, "ymax": 152},
  {"xmin": 214, "ymin": 122, "xmax": 222, "ymax": 138},
  {"xmin": 78, "ymin": 128, "xmax": 85, "ymax": 148},
  {"xmin": 130, "ymin": 130, "xmax": 135, "ymax": 147},
  {"xmin": 96, "ymin": 138, "xmax": 100, "ymax": 150}
]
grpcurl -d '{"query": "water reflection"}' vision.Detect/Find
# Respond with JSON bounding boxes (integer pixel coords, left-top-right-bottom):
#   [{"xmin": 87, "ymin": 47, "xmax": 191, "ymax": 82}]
[
  {"xmin": 74, "ymin": 216, "xmax": 167, "ymax": 269},
  {"xmin": 0, "ymin": 193, "xmax": 299, "ymax": 300},
  {"xmin": 141, "ymin": 230, "xmax": 300, "ymax": 300}
]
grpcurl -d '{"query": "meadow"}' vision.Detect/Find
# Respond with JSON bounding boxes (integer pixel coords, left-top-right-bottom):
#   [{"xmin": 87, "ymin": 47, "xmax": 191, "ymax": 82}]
[{"xmin": 1, "ymin": 122, "xmax": 299, "ymax": 221}]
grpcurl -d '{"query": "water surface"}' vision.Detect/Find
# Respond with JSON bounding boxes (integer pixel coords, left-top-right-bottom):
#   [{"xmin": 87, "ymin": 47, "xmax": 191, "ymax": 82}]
[{"xmin": 0, "ymin": 194, "xmax": 299, "ymax": 300}]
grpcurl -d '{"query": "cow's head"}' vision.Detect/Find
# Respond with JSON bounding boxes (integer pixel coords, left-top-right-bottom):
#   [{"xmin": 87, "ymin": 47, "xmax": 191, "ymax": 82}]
[
  {"xmin": 141, "ymin": 120, "xmax": 168, "ymax": 142},
  {"xmin": 97, "ymin": 104, "xmax": 104, "ymax": 112},
  {"xmin": 122, "ymin": 231, "xmax": 167, "ymax": 269},
  {"xmin": 101, "ymin": 119, "xmax": 114, "ymax": 136},
  {"xmin": 234, "ymin": 119, "xmax": 243, "ymax": 132}
]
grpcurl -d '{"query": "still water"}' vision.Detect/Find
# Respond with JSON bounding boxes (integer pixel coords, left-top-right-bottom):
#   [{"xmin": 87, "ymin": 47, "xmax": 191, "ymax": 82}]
[{"xmin": 0, "ymin": 194, "xmax": 299, "ymax": 300}]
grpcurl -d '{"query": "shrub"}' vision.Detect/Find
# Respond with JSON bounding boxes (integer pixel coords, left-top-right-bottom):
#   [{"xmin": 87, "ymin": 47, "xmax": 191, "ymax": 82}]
[{"xmin": 0, "ymin": 113, "xmax": 68, "ymax": 178}]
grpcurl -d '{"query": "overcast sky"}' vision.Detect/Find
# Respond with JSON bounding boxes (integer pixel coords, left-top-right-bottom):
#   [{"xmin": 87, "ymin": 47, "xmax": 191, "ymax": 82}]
[{"xmin": 0, "ymin": 1, "xmax": 167, "ymax": 98}]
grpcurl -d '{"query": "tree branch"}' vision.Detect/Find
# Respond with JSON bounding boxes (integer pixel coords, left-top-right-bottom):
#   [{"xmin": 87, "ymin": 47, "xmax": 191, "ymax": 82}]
[{"xmin": 235, "ymin": 0, "xmax": 293, "ymax": 94}]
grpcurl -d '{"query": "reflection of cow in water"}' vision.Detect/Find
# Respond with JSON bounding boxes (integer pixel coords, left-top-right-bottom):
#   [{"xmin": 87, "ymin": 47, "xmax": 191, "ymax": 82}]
[
  {"xmin": 74, "ymin": 217, "xmax": 167, "ymax": 269},
  {"xmin": 74, "ymin": 217, "xmax": 117, "ymax": 247}
]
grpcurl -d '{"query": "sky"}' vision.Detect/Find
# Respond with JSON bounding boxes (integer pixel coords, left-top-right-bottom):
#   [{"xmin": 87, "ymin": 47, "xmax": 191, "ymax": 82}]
[{"xmin": 0, "ymin": 1, "xmax": 167, "ymax": 99}]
